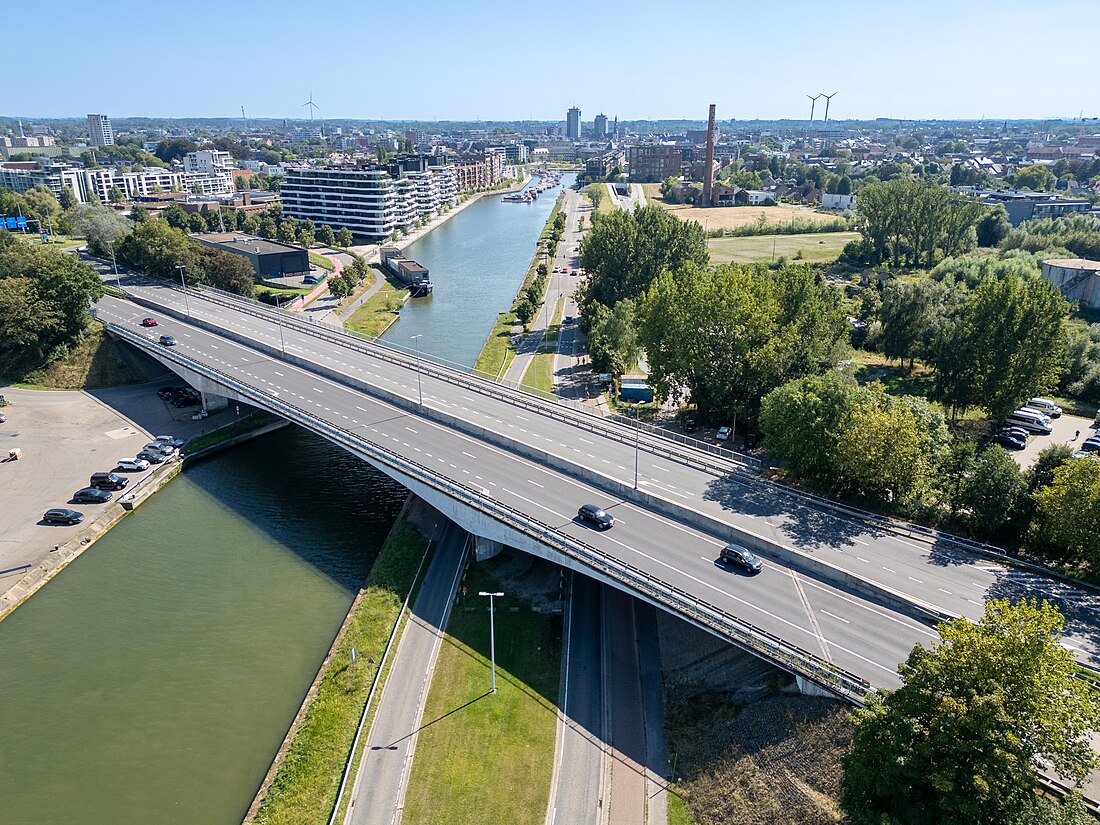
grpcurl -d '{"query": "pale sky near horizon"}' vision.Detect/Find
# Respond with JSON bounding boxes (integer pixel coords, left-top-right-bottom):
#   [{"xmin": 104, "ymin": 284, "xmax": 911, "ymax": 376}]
[{"xmin": 11, "ymin": 0, "xmax": 1099, "ymax": 122}]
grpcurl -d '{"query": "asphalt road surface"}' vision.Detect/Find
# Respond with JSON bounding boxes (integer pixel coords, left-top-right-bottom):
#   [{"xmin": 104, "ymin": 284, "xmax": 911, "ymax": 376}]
[
  {"xmin": 344, "ymin": 523, "xmax": 466, "ymax": 825},
  {"xmin": 91, "ymin": 283, "xmax": 1100, "ymax": 687}
]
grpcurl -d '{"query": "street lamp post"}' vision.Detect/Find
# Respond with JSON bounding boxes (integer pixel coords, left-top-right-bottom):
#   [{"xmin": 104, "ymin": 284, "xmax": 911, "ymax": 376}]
[
  {"xmin": 633, "ymin": 408, "xmax": 641, "ymax": 490},
  {"xmin": 411, "ymin": 334, "xmax": 423, "ymax": 406},
  {"xmin": 176, "ymin": 264, "xmax": 190, "ymax": 317},
  {"xmin": 478, "ymin": 591, "xmax": 505, "ymax": 693},
  {"xmin": 108, "ymin": 239, "xmax": 121, "ymax": 289},
  {"xmin": 275, "ymin": 296, "xmax": 286, "ymax": 354}
]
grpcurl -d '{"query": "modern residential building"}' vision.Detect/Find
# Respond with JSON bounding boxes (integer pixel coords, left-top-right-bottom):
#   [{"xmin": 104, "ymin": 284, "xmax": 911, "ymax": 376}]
[
  {"xmin": 566, "ymin": 106, "xmax": 581, "ymax": 140},
  {"xmin": 821, "ymin": 192, "xmax": 857, "ymax": 211},
  {"xmin": 183, "ymin": 150, "xmax": 233, "ymax": 177},
  {"xmin": 192, "ymin": 233, "xmax": 310, "ymax": 279},
  {"xmin": 0, "ymin": 161, "xmax": 232, "ymax": 203},
  {"xmin": 593, "ymin": 114, "xmax": 609, "ymax": 139},
  {"xmin": 87, "ymin": 114, "xmax": 114, "ymax": 147},
  {"xmin": 1040, "ymin": 258, "xmax": 1100, "ymax": 308},
  {"xmin": 628, "ymin": 145, "xmax": 682, "ymax": 182},
  {"xmin": 978, "ymin": 191, "xmax": 1092, "ymax": 226},
  {"xmin": 586, "ymin": 150, "xmax": 624, "ymax": 181}
]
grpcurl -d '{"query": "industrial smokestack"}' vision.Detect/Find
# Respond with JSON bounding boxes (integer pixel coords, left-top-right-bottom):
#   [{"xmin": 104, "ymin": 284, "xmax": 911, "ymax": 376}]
[{"xmin": 702, "ymin": 104, "xmax": 716, "ymax": 208}]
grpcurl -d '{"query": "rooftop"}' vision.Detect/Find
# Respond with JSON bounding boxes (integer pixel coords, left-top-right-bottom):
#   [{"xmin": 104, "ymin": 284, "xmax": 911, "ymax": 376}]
[
  {"xmin": 193, "ymin": 233, "xmax": 303, "ymax": 256},
  {"xmin": 1042, "ymin": 258, "xmax": 1100, "ymax": 271}
]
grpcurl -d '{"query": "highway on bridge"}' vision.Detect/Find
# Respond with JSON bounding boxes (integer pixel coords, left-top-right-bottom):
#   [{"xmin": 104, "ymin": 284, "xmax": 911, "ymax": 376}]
[{"xmin": 91, "ymin": 279, "xmax": 1100, "ymax": 693}]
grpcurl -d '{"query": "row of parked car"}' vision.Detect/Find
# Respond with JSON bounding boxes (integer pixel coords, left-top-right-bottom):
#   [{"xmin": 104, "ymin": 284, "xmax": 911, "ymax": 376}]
[
  {"xmin": 41, "ymin": 435, "xmax": 185, "ymax": 525},
  {"xmin": 994, "ymin": 398, "xmax": 1064, "ymax": 450},
  {"xmin": 158, "ymin": 385, "xmax": 200, "ymax": 408}
]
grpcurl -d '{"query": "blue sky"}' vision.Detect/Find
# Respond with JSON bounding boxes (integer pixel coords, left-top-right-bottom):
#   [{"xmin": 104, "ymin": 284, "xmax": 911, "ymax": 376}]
[{"xmin": 11, "ymin": 0, "xmax": 1099, "ymax": 122}]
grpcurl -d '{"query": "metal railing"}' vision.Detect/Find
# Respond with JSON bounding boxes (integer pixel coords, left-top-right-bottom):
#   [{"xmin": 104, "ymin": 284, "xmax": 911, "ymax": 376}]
[{"xmin": 107, "ymin": 321, "xmax": 870, "ymax": 700}]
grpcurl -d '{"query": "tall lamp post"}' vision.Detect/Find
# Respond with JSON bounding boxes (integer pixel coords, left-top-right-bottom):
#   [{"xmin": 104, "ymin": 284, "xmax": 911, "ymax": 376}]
[
  {"xmin": 107, "ymin": 238, "xmax": 121, "ymax": 289},
  {"xmin": 275, "ymin": 295, "xmax": 286, "ymax": 354},
  {"xmin": 176, "ymin": 263, "xmax": 190, "ymax": 317},
  {"xmin": 633, "ymin": 415, "xmax": 641, "ymax": 489},
  {"xmin": 411, "ymin": 334, "xmax": 423, "ymax": 407},
  {"xmin": 478, "ymin": 591, "xmax": 505, "ymax": 693}
]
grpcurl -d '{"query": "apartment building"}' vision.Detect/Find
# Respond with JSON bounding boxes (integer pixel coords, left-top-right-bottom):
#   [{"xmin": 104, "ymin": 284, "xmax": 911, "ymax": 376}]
[
  {"xmin": 87, "ymin": 114, "xmax": 114, "ymax": 147},
  {"xmin": 628, "ymin": 145, "xmax": 683, "ymax": 182},
  {"xmin": 281, "ymin": 162, "xmax": 461, "ymax": 242},
  {"xmin": 566, "ymin": 106, "xmax": 581, "ymax": 140},
  {"xmin": 0, "ymin": 162, "xmax": 232, "ymax": 203},
  {"xmin": 183, "ymin": 150, "xmax": 233, "ymax": 177},
  {"xmin": 453, "ymin": 153, "xmax": 503, "ymax": 191}
]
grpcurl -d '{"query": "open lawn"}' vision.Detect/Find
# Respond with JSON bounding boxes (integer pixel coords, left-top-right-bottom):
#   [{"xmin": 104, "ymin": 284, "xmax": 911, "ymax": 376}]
[
  {"xmin": 343, "ymin": 271, "xmax": 409, "ymax": 338},
  {"xmin": 474, "ymin": 312, "xmax": 518, "ymax": 379},
  {"xmin": 401, "ymin": 561, "xmax": 560, "ymax": 825},
  {"xmin": 707, "ymin": 232, "xmax": 860, "ymax": 264},
  {"xmin": 521, "ymin": 351, "xmax": 556, "ymax": 395},
  {"xmin": 641, "ymin": 187, "xmax": 842, "ymax": 232},
  {"xmin": 308, "ymin": 251, "xmax": 336, "ymax": 271}
]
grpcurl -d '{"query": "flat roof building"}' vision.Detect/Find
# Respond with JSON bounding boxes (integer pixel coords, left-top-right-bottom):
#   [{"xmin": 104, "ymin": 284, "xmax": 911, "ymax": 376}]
[
  {"xmin": 192, "ymin": 233, "xmax": 310, "ymax": 279},
  {"xmin": 1040, "ymin": 258, "xmax": 1100, "ymax": 308},
  {"xmin": 87, "ymin": 114, "xmax": 114, "ymax": 147},
  {"xmin": 628, "ymin": 145, "xmax": 682, "ymax": 183}
]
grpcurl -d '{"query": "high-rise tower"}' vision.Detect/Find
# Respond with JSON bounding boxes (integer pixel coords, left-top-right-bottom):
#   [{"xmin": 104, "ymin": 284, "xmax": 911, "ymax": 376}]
[
  {"xmin": 87, "ymin": 113, "xmax": 114, "ymax": 147},
  {"xmin": 566, "ymin": 106, "xmax": 581, "ymax": 140}
]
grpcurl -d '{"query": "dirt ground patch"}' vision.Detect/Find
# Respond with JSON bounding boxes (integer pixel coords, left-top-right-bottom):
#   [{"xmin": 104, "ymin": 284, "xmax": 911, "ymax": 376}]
[
  {"xmin": 641, "ymin": 189, "xmax": 840, "ymax": 233},
  {"xmin": 667, "ymin": 693, "xmax": 853, "ymax": 825}
]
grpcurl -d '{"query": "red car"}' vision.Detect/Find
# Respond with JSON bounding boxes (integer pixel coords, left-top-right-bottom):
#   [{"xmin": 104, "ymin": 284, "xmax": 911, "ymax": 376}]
[{"xmin": 140, "ymin": 317, "xmax": 158, "ymax": 327}]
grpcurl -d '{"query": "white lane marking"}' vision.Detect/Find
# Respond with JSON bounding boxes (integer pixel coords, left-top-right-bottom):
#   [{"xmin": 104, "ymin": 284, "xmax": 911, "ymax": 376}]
[
  {"xmin": 502, "ymin": 488, "xmax": 567, "ymax": 520},
  {"xmin": 313, "ymin": 387, "xmax": 323, "ymax": 394},
  {"xmin": 274, "ymin": 371, "xmax": 284, "ymax": 376},
  {"xmin": 405, "ymin": 427, "xmax": 418, "ymax": 434},
  {"xmin": 356, "ymin": 405, "xmax": 369, "ymax": 412},
  {"xmin": 462, "ymin": 452, "xmax": 478, "ymax": 459},
  {"xmin": 883, "ymin": 567, "xmax": 896, "ymax": 573},
  {"xmin": 820, "ymin": 610, "xmax": 850, "ymax": 624},
  {"xmin": 856, "ymin": 557, "xmax": 870, "ymax": 563},
  {"xmin": 850, "ymin": 537, "xmax": 869, "ymax": 546},
  {"xmin": 908, "ymin": 577, "xmax": 924, "ymax": 584},
  {"xmin": 528, "ymin": 480, "xmax": 544, "ymax": 488},
  {"xmin": 938, "ymin": 588, "xmax": 952, "ymax": 595}
]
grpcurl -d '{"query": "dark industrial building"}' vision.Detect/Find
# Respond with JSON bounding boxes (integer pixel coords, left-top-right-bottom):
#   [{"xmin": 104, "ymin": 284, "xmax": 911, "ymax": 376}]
[{"xmin": 192, "ymin": 233, "xmax": 310, "ymax": 278}]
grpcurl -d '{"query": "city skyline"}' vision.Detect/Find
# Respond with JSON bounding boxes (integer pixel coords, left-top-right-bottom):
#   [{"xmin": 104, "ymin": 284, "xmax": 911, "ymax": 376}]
[{"xmin": 9, "ymin": 0, "xmax": 1099, "ymax": 122}]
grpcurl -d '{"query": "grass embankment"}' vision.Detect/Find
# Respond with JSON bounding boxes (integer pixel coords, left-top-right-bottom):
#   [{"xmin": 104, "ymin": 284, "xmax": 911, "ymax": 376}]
[
  {"xmin": 344, "ymin": 268, "xmax": 409, "ymax": 338},
  {"xmin": 666, "ymin": 693, "xmax": 852, "ymax": 825},
  {"xmin": 181, "ymin": 410, "xmax": 282, "ymax": 456},
  {"xmin": 402, "ymin": 561, "xmax": 561, "ymax": 825},
  {"xmin": 521, "ymin": 352, "xmax": 556, "ymax": 395},
  {"xmin": 707, "ymin": 232, "xmax": 860, "ymax": 264},
  {"xmin": 252, "ymin": 521, "xmax": 431, "ymax": 825},
  {"xmin": 6, "ymin": 323, "xmax": 140, "ymax": 389},
  {"xmin": 308, "ymin": 251, "xmax": 336, "ymax": 272},
  {"xmin": 472, "ymin": 194, "xmax": 566, "ymax": 378}
]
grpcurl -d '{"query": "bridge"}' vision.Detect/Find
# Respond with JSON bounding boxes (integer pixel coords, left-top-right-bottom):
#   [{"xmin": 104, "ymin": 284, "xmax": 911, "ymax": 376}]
[{"xmin": 92, "ymin": 278, "xmax": 1100, "ymax": 706}]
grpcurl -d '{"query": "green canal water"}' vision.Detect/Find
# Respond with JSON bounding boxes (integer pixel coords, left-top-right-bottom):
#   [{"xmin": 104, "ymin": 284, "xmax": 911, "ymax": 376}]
[{"xmin": 0, "ymin": 427, "xmax": 405, "ymax": 824}]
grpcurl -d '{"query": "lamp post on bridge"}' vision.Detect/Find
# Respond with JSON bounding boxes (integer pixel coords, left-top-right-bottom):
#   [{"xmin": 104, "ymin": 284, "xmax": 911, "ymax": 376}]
[
  {"xmin": 411, "ymin": 334, "xmax": 423, "ymax": 407},
  {"xmin": 275, "ymin": 295, "xmax": 286, "ymax": 354},
  {"xmin": 478, "ymin": 591, "xmax": 505, "ymax": 693},
  {"xmin": 175, "ymin": 263, "xmax": 190, "ymax": 317}
]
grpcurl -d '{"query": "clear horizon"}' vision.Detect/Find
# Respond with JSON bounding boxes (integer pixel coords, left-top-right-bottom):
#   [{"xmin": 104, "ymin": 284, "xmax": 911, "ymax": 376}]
[{"xmin": 10, "ymin": 0, "xmax": 1099, "ymax": 123}]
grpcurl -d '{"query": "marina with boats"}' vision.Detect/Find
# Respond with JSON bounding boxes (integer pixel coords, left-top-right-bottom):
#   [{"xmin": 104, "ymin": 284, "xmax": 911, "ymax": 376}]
[{"xmin": 502, "ymin": 168, "xmax": 562, "ymax": 203}]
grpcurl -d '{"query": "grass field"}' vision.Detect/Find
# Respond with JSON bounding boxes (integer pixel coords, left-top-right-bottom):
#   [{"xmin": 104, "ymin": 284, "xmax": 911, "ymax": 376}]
[
  {"xmin": 641, "ymin": 186, "xmax": 841, "ymax": 232},
  {"xmin": 343, "ymin": 271, "xmax": 409, "ymax": 338},
  {"xmin": 401, "ymin": 561, "xmax": 560, "ymax": 825},
  {"xmin": 521, "ymin": 352, "xmax": 556, "ymax": 395},
  {"xmin": 474, "ymin": 312, "xmax": 519, "ymax": 378},
  {"xmin": 707, "ymin": 232, "xmax": 860, "ymax": 264},
  {"xmin": 308, "ymin": 251, "xmax": 336, "ymax": 271},
  {"xmin": 252, "ymin": 522, "xmax": 430, "ymax": 825}
]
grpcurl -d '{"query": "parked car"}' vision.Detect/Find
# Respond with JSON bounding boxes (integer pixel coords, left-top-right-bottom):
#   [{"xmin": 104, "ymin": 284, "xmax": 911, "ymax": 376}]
[
  {"xmin": 577, "ymin": 503, "xmax": 615, "ymax": 530},
  {"xmin": 72, "ymin": 487, "xmax": 113, "ymax": 504},
  {"xmin": 1000, "ymin": 426, "xmax": 1029, "ymax": 441},
  {"xmin": 154, "ymin": 435, "xmax": 185, "ymax": 449},
  {"xmin": 683, "ymin": 418, "xmax": 697, "ymax": 433},
  {"xmin": 159, "ymin": 335, "xmax": 177, "ymax": 347},
  {"xmin": 716, "ymin": 426, "xmax": 731, "ymax": 442},
  {"xmin": 563, "ymin": 315, "xmax": 574, "ymax": 325},
  {"xmin": 140, "ymin": 317, "xmax": 158, "ymax": 327},
  {"xmin": 0, "ymin": 412, "xmax": 5, "ymax": 423},
  {"xmin": 994, "ymin": 432, "xmax": 1027, "ymax": 450},
  {"xmin": 143, "ymin": 442, "xmax": 177, "ymax": 457},
  {"xmin": 1004, "ymin": 409, "xmax": 1052, "ymax": 435},
  {"xmin": 136, "ymin": 450, "xmax": 167, "ymax": 465},
  {"xmin": 1025, "ymin": 397, "xmax": 1063, "ymax": 418},
  {"xmin": 90, "ymin": 471, "xmax": 128, "ymax": 490},
  {"xmin": 1080, "ymin": 439, "xmax": 1100, "ymax": 454},
  {"xmin": 116, "ymin": 457, "xmax": 150, "ymax": 472},
  {"xmin": 43, "ymin": 508, "xmax": 84, "ymax": 525},
  {"xmin": 719, "ymin": 543, "xmax": 764, "ymax": 574},
  {"xmin": 303, "ymin": 274, "xmax": 321, "ymax": 285}
]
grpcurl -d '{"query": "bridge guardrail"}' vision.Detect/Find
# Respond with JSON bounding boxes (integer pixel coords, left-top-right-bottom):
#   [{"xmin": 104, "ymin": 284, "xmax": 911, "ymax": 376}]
[
  {"xmin": 105, "ymin": 320, "xmax": 871, "ymax": 701},
  {"xmin": 184, "ymin": 283, "xmax": 764, "ymax": 473}
]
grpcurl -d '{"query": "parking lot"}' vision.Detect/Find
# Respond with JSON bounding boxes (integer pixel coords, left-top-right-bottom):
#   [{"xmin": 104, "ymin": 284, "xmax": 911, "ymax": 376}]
[
  {"xmin": 1009, "ymin": 408, "xmax": 1096, "ymax": 469},
  {"xmin": 0, "ymin": 381, "xmax": 243, "ymax": 600}
]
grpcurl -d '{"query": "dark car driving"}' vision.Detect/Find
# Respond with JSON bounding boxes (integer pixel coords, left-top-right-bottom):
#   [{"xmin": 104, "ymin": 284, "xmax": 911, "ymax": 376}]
[
  {"xmin": 719, "ymin": 543, "xmax": 763, "ymax": 574},
  {"xmin": 577, "ymin": 503, "xmax": 615, "ymax": 530}
]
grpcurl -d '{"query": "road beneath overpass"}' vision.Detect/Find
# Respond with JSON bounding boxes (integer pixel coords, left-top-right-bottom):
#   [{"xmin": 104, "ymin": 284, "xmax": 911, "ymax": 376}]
[{"xmin": 90, "ymin": 277, "xmax": 1100, "ymax": 693}]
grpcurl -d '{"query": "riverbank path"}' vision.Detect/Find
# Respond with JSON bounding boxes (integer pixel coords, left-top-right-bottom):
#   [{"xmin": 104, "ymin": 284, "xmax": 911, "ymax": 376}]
[{"xmin": 343, "ymin": 522, "xmax": 467, "ymax": 825}]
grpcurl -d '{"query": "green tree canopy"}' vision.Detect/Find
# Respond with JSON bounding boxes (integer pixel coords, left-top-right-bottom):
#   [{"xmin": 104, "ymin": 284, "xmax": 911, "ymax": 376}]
[
  {"xmin": 640, "ymin": 261, "xmax": 847, "ymax": 422},
  {"xmin": 335, "ymin": 227, "xmax": 354, "ymax": 248},
  {"xmin": 1033, "ymin": 457, "xmax": 1100, "ymax": 564},
  {"xmin": 69, "ymin": 203, "xmax": 132, "ymax": 258},
  {"xmin": 842, "ymin": 599, "xmax": 1100, "ymax": 825},
  {"xmin": 956, "ymin": 446, "xmax": 1027, "ymax": 537}
]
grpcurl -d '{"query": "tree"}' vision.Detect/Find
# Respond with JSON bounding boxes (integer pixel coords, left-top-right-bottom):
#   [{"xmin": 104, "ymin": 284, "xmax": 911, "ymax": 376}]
[
  {"xmin": 956, "ymin": 446, "xmax": 1027, "ymax": 537},
  {"xmin": 69, "ymin": 204, "xmax": 132, "ymax": 258},
  {"xmin": 107, "ymin": 185, "xmax": 125, "ymax": 204},
  {"xmin": 155, "ymin": 138, "xmax": 197, "ymax": 163},
  {"xmin": 317, "ymin": 224, "xmax": 336, "ymax": 247},
  {"xmin": 586, "ymin": 184, "xmax": 605, "ymax": 213},
  {"xmin": 580, "ymin": 204, "xmax": 708, "ymax": 313},
  {"xmin": 187, "ymin": 212, "xmax": 208, "ymax": 233},
  {"xmin": 297, "ymin": 229, "xmax": 315, "ymax": 249},
  {"xmin": 1033, "ymin": 458, "xmax": 1100, "ymax": 564},
  {"xmin": 336, "ymin": 227, "xmax": 354, "ymax": 249},
  {"xmin": 118, "ymin": 218, "xmax": 190, "ymax": 277},
  {"xmin": 836, "ymin": 175, "xmax": 852, "ymax": 196},
  {"xmin": 586, "ymin": 299, "xmax": 638, "ymax": 376},
  {"xmin": 1014, "ymin": 164, "xmax": 1055, "ymax": 191},
  {"xmin": 277, "ymin": 220, "xmax": 298, "ymax": 245},
  {"xmin": 1028, "ymin": 444, "xmax": 1074, "ymax": 492},
  {"xmin": 258, "ymin": 216, "xmax": 278, "ymax": 240},
  {"xmin": 976, "ymin": 205, "xmax": 1012, "ymax": 247},
  {"xmin": 129, "ymin": 205, "xmax": 149, "ymax": 224},
  {"xmin": 842, "ymin": 599, "xmax": 1100, "ymax": 825},
  {"xmin": 58, "ymin": 186, "xmax": 77, "ymax": 211},
  {"xmin": 162, "ymin": 204, "xmax": 190, "ymax": 231},
  {"xmin": 877, "ymin": 279, "xmax": 955, "ymax": 370},
  {"xmin": 640, "ymin": 261, "xmax": 847, "ymax": 422}
]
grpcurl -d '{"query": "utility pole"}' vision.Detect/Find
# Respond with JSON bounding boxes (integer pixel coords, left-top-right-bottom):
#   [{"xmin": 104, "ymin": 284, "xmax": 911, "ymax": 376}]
[{"xmin": 478, "ymin": 591, "xmax": 505, "ymax": 693}]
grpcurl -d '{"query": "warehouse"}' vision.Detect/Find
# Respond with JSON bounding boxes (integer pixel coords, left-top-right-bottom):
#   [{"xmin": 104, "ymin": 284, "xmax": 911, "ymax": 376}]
[{"xmin": 192, "ymin": 233, "xmax": 310, "ymax": 279}]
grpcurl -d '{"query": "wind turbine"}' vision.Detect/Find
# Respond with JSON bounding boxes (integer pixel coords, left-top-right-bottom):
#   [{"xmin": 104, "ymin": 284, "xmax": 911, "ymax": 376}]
[
  {"xmin": 807, "ymin": 94, "xmax": 821, "ymax": 123},
  {"xmin": 302, "ymin": 92, "xmax": 325, "ymax": 138},
  {"xmin": 821, "ymin": 92, "xmax": 838, "ymax": 122}
]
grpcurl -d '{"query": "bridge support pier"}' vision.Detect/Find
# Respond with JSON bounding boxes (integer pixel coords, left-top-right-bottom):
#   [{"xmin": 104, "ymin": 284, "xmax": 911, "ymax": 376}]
[
  {"xmin": 795, "ymin": 675, "xmax": 836, "ymax": 698},
  {"xmin": 474, "ymin": 536, "xmax": 503, "ymax": 561},
  {"xmin": 201, "ymin": 391, "xmax": 228, "ymax": 413}
]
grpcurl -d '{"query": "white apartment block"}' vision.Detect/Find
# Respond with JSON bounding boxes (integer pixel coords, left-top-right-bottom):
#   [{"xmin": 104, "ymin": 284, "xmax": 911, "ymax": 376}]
[
  {"xmin": 281, "ymin": 165, "xmax": 459, "ymax": 242},
  {"xmin": 0, "ymin": 163, "xmax": 232, "ymax": 203},
  {"xmin": 184, "ymin": 150, "xmax": 233, "ymax": 177},
  {"xmin": 87, "ymin": 114, "xmax": 114, "ymax": 147}
]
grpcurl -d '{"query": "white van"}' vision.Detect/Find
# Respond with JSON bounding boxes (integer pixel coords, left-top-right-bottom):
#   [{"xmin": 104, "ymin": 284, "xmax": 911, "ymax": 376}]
[
  {"xmin": 1005, "ymin": 408, "xmax": 1052, "ymax": 434},
  {"xmin": 1025, "ymin": 398, "xmax": 1062, "ymax": 418}
]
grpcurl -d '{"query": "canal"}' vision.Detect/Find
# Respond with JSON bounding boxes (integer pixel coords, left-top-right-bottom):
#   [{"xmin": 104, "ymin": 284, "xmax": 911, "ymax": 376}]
[
  {"xmin": 382, "ymin": 172, "xmax": 577, "ymax": 366},
  {"xmin": 0, "ymin": 428, "xmax": 406, "ymax": 825}
]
